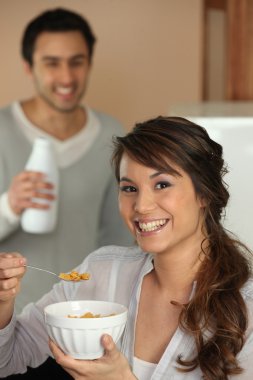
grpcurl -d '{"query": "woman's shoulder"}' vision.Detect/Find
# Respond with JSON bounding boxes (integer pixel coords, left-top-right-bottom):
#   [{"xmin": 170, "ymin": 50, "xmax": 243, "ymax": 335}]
[
  {"xmin": 87, "ymin": 244, "xmax": 147, "ymax": 262},
  {"xmin": 75, "ymin": 245, "xmax": 151, "ymax": 286}
]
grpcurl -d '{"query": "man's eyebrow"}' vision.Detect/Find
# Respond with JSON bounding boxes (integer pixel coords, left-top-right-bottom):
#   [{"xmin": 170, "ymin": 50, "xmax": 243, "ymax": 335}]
[
  {"xmin": 69, "ymin": 54, "xmax": 89, "ymax": 60},
  {"xmin": 41, "ymin": 54, "xmax": 88, "ymax": 61}
]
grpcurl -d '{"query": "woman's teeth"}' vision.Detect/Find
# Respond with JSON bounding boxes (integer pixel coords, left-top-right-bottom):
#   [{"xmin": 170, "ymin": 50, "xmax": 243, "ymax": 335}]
[{"xmin": 138, "ymin": 219, "xmax": 167, "ymax": 232}]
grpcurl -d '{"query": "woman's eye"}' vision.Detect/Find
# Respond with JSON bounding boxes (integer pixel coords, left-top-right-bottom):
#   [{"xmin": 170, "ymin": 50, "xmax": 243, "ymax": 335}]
[
  {"xmin": 155, "ymin": 181, "xmax": 171, "ymax": 190},
  {"xmin": 119, "ymin": 185, "xmax": 137, "ymax": 193}
]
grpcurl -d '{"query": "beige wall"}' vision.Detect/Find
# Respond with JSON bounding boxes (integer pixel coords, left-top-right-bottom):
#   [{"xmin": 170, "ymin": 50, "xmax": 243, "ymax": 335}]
[
  {"xmin": 205, "ymin": 8, "xmax": 226, "ymax": 100},
  {"xmin": 0, "ymin": 0, "xmax": 203, "ymax": 129}
]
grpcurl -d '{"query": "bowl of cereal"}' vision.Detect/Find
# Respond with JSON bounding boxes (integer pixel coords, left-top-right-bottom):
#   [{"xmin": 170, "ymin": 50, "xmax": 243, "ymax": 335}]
[{"xmin": 44, "ymin": 300, "xmax": 128, "ymax": 359}]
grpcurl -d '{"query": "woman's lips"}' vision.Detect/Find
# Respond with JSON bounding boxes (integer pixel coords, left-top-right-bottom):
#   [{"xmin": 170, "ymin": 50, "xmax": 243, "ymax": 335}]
[{"xmin": 134, "ymin": 219, "xmax": 169, "ymax": 234}]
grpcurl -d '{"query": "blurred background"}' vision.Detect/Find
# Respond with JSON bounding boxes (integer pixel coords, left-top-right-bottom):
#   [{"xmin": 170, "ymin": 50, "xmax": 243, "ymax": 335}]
[
  {"xmin": 0, "ymin": 0, "xmax": 253, "ymax": 248},
  {"xmin": 0, "ymin": 0, "xmax": 203, "ymax": 128},
  {"xmin": 1, "ymin": 0, "xmax": 253, "ymax": 127}
]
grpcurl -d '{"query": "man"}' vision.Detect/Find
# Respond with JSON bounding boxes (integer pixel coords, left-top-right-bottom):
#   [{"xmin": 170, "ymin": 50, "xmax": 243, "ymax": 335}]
[{"xmin": 0, "ymin": 7, "xmax": 132, "ymax": 313}]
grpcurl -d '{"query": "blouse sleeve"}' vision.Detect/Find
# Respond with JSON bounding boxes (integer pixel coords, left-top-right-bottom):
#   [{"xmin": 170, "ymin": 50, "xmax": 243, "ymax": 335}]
[{"xmin": 231, "ymin": 297, "xmax": 253, "ymax": 379}]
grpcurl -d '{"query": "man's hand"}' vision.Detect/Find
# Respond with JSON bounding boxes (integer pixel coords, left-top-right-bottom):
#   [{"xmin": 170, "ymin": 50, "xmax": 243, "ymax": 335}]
[
  {"xmin": 8, "ymin": 171, "xmax": 55, "ymax": 215},
  {"xmin": 50, "ymin": 334, "xmax": 137, "ymax": 380}
]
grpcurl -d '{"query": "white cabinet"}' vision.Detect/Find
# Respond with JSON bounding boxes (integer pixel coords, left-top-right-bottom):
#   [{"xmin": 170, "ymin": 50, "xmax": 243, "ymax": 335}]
[{"xmin": 170, "ymin": 102, "xmax": 253, "ymax": 250}]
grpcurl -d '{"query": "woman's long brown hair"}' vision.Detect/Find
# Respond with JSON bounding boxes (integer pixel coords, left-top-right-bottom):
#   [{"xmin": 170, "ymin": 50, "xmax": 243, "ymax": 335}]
[{"xmin": 111, "ymin": 116, "xmax": 252, "ymax": 380}]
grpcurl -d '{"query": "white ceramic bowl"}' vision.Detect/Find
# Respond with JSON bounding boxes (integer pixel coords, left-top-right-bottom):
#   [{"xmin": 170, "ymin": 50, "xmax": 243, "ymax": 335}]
[{"xmin": 44, "ymin": 300, "xmax": 128, "ymax": 359}]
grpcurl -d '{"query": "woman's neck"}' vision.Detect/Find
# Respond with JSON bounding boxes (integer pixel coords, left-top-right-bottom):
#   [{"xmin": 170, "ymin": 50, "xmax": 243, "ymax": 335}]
[{"xmin": 151, "ymin": 240, "xmax": 206, "ymax": 300}]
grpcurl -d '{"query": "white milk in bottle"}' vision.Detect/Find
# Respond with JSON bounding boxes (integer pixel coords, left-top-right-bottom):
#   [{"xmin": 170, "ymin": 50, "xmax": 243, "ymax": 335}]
[{"xmin": 21, "ymin": 137, "xmax": 59, "ymax": 233}]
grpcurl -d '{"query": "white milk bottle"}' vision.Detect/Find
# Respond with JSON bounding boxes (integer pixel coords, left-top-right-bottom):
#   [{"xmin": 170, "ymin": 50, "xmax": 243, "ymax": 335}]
[{"xmin": 21, "ymin": 137, "xmax": 59, "ymax": 233}]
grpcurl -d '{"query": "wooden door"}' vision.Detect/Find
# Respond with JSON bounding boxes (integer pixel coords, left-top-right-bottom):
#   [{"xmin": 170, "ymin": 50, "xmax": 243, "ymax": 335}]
[{"xmin": 203, "ymin": 0, "xmax": 253, "ymax": 100}]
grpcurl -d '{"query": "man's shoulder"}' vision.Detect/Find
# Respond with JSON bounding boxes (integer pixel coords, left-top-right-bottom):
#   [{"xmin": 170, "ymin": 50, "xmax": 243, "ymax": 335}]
[
  {"xmin": 92, "ymin": 109, "xmax": 125, "ymax": 135},
  {"xmin": 0, "ymin": 103, "xmax": 14, "ymax": 121},
  {"xmin": 0, "ymin": 103, "xmax": 17, "ymax": 138}
]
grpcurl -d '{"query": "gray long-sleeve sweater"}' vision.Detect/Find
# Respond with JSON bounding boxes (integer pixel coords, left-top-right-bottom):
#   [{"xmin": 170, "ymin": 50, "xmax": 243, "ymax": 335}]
[{"xmin": 0, "ymin": 103, "xmax": 132, "ymax": 312}]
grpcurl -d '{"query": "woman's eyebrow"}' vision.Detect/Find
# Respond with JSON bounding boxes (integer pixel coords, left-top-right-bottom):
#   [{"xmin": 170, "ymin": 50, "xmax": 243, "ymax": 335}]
[
  {"xmin": 120, "ymin": 172, "xmax": 162, "ymax": 182},
  {"xmin": 150, "ymin": 172, "xmax": 163, "ymax": 179},
  {"xmin": 119, "ymin": 176, "xmax": 132, "ymax": 182}
]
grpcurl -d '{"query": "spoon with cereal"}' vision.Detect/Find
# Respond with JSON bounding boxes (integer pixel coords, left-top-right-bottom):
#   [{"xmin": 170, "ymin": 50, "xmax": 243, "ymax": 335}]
[{"xmin": 25, "ymin": 265, "xmax": 90, "ymax": 282}]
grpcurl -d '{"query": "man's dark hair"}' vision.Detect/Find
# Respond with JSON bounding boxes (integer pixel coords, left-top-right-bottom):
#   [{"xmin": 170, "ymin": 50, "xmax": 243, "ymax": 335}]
[{"xmin": 21, "ymin": 7, "xmax": 96, "ymax": 65}]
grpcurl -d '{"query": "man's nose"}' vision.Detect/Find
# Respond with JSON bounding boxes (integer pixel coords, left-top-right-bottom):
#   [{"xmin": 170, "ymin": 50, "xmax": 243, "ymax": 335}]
[{"xmin": 58, "ymin": 63, "xmax": 74, "ymax": 83}]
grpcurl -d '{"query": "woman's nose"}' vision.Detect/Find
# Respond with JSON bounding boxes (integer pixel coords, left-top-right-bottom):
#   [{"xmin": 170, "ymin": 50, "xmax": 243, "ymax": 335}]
[{"xmin": 134, "ymin": 191, "xmax": 156, "ymax": 213}]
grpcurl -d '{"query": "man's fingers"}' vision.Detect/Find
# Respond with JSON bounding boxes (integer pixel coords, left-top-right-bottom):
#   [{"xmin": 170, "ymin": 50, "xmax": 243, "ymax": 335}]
[{"xmin": 16, "ymin": 171, "xmax": 45, "ymax": 182}]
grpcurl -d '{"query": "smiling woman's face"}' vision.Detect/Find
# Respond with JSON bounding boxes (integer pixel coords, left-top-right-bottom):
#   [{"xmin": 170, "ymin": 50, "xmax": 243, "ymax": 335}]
[{"xmin": 118, "ymin": 153, "xmax": 206, "ymax": 257}]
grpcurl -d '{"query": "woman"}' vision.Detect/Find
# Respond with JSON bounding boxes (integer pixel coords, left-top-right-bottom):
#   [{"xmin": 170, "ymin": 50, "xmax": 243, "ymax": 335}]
[{"xmin": 0, "ymin": 116, "xmax": 252, "ymax": 380}]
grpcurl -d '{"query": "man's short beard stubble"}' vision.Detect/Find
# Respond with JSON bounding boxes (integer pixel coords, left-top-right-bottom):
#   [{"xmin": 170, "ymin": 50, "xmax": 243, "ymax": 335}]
[{"xmin": 34, "ymin": 78, "xmax": 86, "ymax": 114}]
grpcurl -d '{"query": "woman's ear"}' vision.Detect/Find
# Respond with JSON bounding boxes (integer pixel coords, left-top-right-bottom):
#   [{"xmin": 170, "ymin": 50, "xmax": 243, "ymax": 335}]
[{"xmin": 199, "ymin": 195, "xmax": 207, "ymax": 208}]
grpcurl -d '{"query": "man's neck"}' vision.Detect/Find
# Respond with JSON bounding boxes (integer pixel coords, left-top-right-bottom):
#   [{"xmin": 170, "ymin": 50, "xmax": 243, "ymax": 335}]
[{"xmin": 21, "ymin": 98, "xmax": 87, "ymax": 141}]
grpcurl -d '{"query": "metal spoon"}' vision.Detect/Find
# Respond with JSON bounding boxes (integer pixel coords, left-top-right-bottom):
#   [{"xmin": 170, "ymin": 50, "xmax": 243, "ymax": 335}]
[
  {"xmin": 25, "ymin": 265, "xmax": 90, "ymax": 282},
  {"xmin": 25, "ymin": 265, "xmax": 60, "ymax": 278}
]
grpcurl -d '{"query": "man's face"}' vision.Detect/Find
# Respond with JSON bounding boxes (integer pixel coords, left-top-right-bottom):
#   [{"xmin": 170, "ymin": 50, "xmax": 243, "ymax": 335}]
[{"xmin": 27, "ymin": 31, "xmax": 91, "ymax": 113}]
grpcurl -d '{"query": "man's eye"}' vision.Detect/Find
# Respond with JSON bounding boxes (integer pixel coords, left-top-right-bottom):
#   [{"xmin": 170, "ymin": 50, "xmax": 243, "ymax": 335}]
[
  {"xmin": 119, "ymin": 185, "xmax": 137, "ymax": 193},
  {"xmin": 45, "ymin": 62, "xmax": 58, "ymax": 67},
  {"xmin": 155, "ymin": 181, "xmax": 171, "ymax": 189},
  {"xmin": 70, "ymin": 60, "xmax": 86, "ymax": 68},
  {"xmin": 70, "ymin": 61, "xmax": 84, "ymax": 67}
]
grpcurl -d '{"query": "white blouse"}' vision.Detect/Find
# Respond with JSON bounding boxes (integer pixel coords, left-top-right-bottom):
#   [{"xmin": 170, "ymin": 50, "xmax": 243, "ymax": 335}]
[
  {"xmin": 0, "ymin": 245, "xmax": 253, "ymax": 379},
  {"xmin": 133, "ymin": 356, "xmax": 157, "ymax": 380}
]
